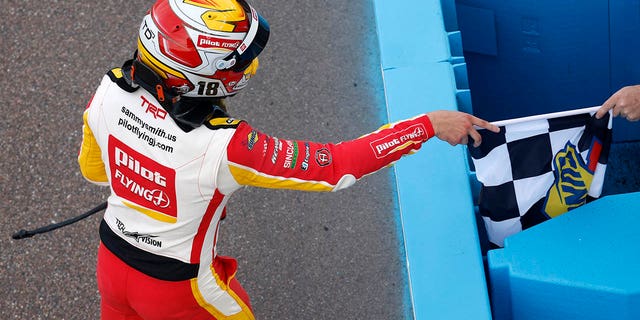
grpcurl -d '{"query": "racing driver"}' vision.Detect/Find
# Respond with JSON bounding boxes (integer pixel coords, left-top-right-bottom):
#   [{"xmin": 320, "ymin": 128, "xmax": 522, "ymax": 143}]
[{"xmin": 78, "ymin": 0, "xmax": 500, "ymax": 319}]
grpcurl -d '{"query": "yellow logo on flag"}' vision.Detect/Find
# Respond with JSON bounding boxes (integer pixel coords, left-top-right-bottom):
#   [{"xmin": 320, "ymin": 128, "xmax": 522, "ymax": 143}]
[{"xmin": 543, "ymin": 142, "xmax": 594, "ymax": 218}]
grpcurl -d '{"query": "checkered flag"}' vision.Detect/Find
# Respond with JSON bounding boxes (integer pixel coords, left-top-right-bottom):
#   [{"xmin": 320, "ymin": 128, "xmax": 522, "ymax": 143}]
[{"xmin": 468, "ymin": 107, "xmax": 612, "ymax": 247}]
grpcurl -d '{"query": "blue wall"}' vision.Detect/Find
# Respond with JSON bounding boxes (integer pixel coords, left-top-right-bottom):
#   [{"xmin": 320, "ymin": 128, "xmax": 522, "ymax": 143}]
[
  {"xmin": 456, "ymin": 0, "xmax": 640, "ymax": 142},
  {"xmin": 373, "ymin": 0, "xmax": 640, "ymax": 319},
  {"xmin": 373, "ymin": 0, "xmax": 491, "ymax": 319}
]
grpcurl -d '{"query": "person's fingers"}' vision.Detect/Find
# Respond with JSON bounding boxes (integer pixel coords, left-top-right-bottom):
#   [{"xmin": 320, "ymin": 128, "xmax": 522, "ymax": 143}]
[
  {"xmin": 612, "ymin": 105, "xmax": 623, "ymax": 117},
  {"xmin": 470, "ymin": 116, "xmax": 500, "ymax": 133},
  {"xmin": 459, "ymin": 135, "xmax": 468, "ymax": 146},
  {"xmin": 468, "ymin": 128, "xmax": 482, "ymax": 147},
  {"xmin": 595, "ymin": 105, "xmax": 612, "ymax": 119},
  {"xmin": 596, "ymin": 100, "xmax": 615, "ymax": 119},
  {"xmin": 597, "ymin": 90, "xmax": 622, "ymax": 119}
]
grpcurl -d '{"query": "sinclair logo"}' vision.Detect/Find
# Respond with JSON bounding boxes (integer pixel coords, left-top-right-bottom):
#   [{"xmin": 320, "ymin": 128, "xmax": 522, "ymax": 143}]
[{"xmin": 108, "ymin": 135, "xmax": 177, "ymax": 223}]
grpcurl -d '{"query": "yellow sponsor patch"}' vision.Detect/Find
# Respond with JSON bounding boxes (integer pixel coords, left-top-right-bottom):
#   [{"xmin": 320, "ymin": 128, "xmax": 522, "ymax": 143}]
[{"xmin": 208, "ymin": 117, "xmax": 242, "ymax": 128}]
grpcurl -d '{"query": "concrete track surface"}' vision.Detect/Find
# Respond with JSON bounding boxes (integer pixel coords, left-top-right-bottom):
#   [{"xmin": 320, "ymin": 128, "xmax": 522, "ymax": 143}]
[{"xmin": 1, "ymin": 1, "xmax": 411, "ymax": 319}]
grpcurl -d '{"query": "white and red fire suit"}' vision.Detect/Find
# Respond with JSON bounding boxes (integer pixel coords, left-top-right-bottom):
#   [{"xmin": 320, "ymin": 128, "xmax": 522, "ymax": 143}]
[{"xmin": 79, "ymin": 67, "xmax": 435, "ymax": 319}]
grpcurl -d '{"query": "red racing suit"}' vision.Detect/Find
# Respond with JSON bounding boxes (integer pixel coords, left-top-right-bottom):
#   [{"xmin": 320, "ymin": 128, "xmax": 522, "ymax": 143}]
[{"xmin": 79, "ymin": 67, "xmax": 435, "ymax": 319}]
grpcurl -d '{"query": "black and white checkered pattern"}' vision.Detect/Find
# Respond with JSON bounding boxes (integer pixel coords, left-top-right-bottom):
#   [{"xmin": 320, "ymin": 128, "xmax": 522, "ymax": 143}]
[{"xmin": 468, "ymin": 109, "xmax": 612, "ymax": 247}]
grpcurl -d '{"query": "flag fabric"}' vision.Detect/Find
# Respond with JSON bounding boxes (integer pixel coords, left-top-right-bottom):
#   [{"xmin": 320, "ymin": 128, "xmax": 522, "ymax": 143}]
[{"xmin": 468, "ymin": 107, "xmax": 612, "ymax": 247}]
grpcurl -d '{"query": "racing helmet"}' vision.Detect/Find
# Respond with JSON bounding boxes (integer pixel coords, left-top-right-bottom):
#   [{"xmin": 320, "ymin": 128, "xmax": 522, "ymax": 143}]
[
  {"xmin": 130, "ymin": 0, "xmax": 269, "ymax": 131},
  {"xmin": 136, "ymin": 0, "xmax": 269, "ymax": 98}
]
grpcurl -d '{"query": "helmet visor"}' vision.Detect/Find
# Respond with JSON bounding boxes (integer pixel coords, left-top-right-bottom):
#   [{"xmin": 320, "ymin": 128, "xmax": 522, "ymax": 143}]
[{"xmin": 221, "ymin": 5, "xmax": 270, "ymax": 72}]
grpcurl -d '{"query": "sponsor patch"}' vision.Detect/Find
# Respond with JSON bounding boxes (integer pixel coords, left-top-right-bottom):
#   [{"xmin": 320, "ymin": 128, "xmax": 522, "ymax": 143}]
[
  {"xmin": 271, "ymin": 137, "xmax": 282, "ymax": 164},
  {"xmin": 283, "ymin": 140, "xmax": 299, "ymax": 169},
  {"xmin": 315, "ymin": 148, "xmax": 332, "ymax": 167},
  {"xmin": 247, "ymin": 130, "xmax": 259, "ymax": 150},
  {"xmin": 197, "ymin": 35, "xmax": 242, "ymax": 50},
  {"xmin": 370, "ymin": 124, "xmax": 426, "ymax": 159},
  {"xmin": 115, "ymin": 218, "xmax": 162, "ymax": 248},
  {"xmin": 139, "ymin": 96, "xmax": 167, "ymax": 120},
  {"xmin": 109, "ymin": 135, "xmax": 177, "ymax": 221},
  {"xmin": 301, "ymin": 143, "xmax": 310, "ymax": 170}
]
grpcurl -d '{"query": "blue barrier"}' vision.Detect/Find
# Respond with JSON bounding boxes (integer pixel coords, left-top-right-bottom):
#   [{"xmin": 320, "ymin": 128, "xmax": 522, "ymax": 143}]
[
  {"xmin": 384, "ymin": 64, "xmax": 492, "ymax": 320},
  {"xmin": 374, "ymin": 0, "xmax": 451, "ymax": 68},
  {"xmin": 374, "ymin": 0, "xmax": 640, "ymax": 319},
  {"xmin": 489, "ymin": 192, "xmax": 640, "ymax": 320},
  {"xmin": 373, "ymin": 0, "xmax": 492, "ymax": 319}
]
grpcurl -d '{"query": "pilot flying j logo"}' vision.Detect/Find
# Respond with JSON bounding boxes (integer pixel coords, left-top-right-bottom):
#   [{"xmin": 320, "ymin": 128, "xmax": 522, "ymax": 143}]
[
  {"xmin": 370, "ymin": 124, "xmax": 426, "ymax": 159},
  {"xmin": 197, "ymin": 35, "xmax": 242, "ymax": 50},
  {"xmin": 543, "ymin": 142, "xmax": 595, "ymax": 218},
  {"xmin": 108, "ymin": 135, "xmax": 178, "ymax": 223}
]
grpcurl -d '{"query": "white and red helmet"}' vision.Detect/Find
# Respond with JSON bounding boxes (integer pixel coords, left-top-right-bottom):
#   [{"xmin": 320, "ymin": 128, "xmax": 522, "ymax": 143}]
[{"xmin": 136, "ymin": 0, "xmax": 269, "ymax": 98}]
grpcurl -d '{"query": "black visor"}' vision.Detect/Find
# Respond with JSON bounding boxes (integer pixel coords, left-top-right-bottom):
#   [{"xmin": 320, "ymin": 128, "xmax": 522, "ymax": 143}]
[{"xmin": 219, "ymin": 3, "xmax": 270, "ymax": 72}]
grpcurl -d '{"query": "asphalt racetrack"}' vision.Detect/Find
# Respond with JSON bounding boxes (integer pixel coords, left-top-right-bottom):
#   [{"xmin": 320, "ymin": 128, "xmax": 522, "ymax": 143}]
[{"xmin": 1, "ymin": 1, "xmax": 410, "ymax": 319}]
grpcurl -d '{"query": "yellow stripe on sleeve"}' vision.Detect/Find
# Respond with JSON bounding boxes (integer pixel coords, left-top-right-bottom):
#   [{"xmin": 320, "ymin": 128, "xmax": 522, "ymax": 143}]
[{"xmin": 228, "ymin": 163, "xmax": 335, "ymax": 192}]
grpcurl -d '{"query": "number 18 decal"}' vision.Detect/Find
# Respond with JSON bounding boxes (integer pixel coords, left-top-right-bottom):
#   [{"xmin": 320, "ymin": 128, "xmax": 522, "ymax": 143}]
[{"xmin": 196, "ymin": 81, "xmax": 220, "ymax": 96}]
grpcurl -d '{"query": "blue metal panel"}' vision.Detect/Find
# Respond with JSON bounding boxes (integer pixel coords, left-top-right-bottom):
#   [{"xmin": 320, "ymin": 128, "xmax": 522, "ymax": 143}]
[
  {"xmin": 456, "ymin": 0, "xmax": 611, "ymax": 122},
  {"xmin": 609, "ymin": 0, "xmax": 640, "ymax": 141}
]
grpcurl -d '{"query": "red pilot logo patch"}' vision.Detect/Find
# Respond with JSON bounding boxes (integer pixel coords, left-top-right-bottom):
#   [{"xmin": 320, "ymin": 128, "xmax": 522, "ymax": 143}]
[{"xmin": 108, "ymin": 135, "xmax": 177, "ymax": 223}]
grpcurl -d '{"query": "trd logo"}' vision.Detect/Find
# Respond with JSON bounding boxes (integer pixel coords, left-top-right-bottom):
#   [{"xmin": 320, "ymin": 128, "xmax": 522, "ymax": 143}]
[{"xmin": 140, "ymin": 96, "xmax": 167, "ymax": 120}]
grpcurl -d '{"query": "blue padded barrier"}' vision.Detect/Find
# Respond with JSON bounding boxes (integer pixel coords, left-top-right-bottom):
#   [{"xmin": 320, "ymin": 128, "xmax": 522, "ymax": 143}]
[
  {"xmin": 374, "ymin": 0, "xmax": 640, "ymax": 318},
  {"xmin": 373, "ymin": 0, "xmax": 451, "ymax": 68},
  {"xmin": 452, "ymin": 63, "xmax": 469, "ymax": 90},
  {"xmin": 373, "ymin": 0, "xmax": 492, "ymax": 318},
  {"xmin": 456, "ymin": 89, "xmax": 473, "ymax": 115},
  {"xmin": 447, "ymin": 31, "xmax": 466, "ymax": 64},
  {"xmin": 384, "ymin": 63, "xmax": 492, "ymax": 320},
  {"xmin": 610, "ymin": 0, "xmax": 640, "ymax": 90},
  {"xmin": 440, "ymin": 0, "xmax": 459, "ymax": 32},
  {"xmin": 488, "ymin": 192, "xmax": 640, "ymax": 320}
]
